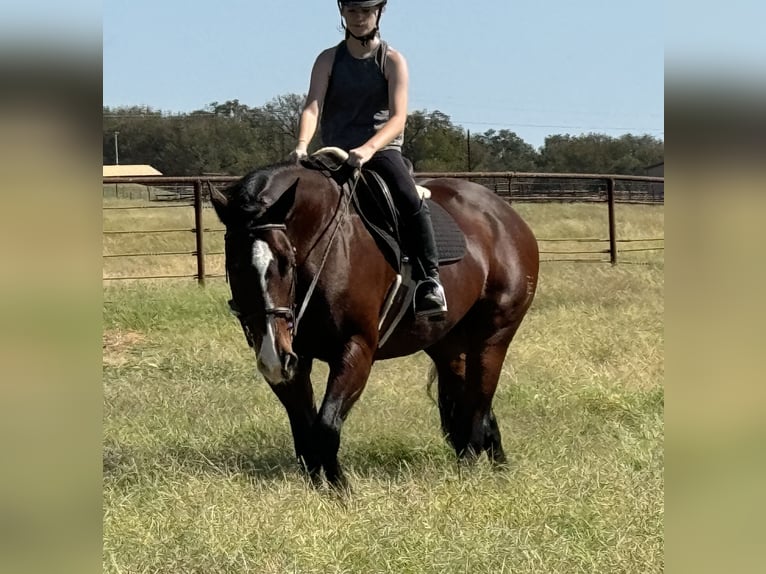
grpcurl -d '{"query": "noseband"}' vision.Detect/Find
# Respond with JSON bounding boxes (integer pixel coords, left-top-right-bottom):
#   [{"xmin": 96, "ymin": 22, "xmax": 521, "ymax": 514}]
[
  {"xmin": 227, "ymin": 223, "xmax": 296, "ymax": 346},
  {"xmin": 226, "ymin": 175, "xmax": 356, "ymax": 345}
]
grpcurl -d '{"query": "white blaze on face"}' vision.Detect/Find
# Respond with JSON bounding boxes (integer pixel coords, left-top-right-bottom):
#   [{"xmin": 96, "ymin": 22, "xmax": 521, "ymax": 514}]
[{"xmin": 251, "ymin": 240, "xmax": 282, "ymax": 382}]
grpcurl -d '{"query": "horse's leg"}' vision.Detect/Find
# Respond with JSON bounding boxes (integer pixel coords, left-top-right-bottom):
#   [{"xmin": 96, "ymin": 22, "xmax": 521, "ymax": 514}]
[
  {"xmin": 428, "ymin": 319, "xmax": 518, "ymax": 465},
  {"xmin": 426, "ymin": 345, "xmax": 467, "ymax": 454},
  {"xmin": 315, "ymin": 336, "xmax": 374, "ymax": 491},
  {"xmin": 462, "ymin": 323, "xmax": 524, "ymax": 466},
  {"xmin": 450, "ymin": 341, "xmax": 505, "ymax": 464},
  {"xmin": 267, "ymin": 358, "xmax": 321, "ymax": 484},
  {"xmin": 483, "ymin": 407, "xmax": 507, "ymax": 466}
]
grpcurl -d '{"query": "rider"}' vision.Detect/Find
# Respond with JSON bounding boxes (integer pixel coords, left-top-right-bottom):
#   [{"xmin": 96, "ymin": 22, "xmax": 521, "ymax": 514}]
[{"xmin": 290, "ymin": 0, "xmax": 447, "ymax": 317}]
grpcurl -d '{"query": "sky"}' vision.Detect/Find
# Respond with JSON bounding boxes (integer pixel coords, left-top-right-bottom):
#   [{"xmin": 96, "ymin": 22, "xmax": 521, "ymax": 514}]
[{"xmin": 102, "ymin": 0, "xmax": 665, "ymax": 149}]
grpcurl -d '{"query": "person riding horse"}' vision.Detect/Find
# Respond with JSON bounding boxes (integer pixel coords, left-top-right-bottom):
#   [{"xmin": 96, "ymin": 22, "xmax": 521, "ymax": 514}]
[{"xmin": 291, "ymin": 0, "xmax": 447, "ymax": 317}]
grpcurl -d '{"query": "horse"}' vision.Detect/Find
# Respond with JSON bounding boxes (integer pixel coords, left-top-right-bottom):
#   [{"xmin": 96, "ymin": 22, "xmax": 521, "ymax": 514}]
[{"xmin": 209, "ymin": 160, "xmax": 539, "ymax": 491}]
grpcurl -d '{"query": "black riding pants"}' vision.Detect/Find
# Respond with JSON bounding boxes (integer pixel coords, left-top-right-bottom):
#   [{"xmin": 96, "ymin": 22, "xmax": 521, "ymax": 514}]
[
  {"xmin": 365, "ymin": 148, "xmax": 439, "ymax": 279},
  {"xmin": 364, "ymin": 149, "xmax": 422, "ymax": 218}
]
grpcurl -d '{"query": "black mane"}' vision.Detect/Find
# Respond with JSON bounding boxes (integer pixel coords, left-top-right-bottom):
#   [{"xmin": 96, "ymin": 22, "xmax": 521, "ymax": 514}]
[{"xmin": 224, "ymin": 161, "xmax": 298, "ymax": 222}]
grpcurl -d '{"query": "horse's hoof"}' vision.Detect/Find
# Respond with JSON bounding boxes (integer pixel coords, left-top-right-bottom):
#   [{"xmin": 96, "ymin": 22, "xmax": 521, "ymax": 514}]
[
  {"xmin": 456, "ymin": 445, "xmax": 481, "ymax": 466},
  {"xmin": 491, "ymin": 456, "xmax": 512, "ymax": 471},
  {"xmin": 327, "ymin": 473, "xmax": 353, "ymax": 497},
  {"xmin": 297, "ymin": 458, "xmax": 323, "ymax": 488},
  {"xmin": 487, "ymin": 448, "xmax": 509, "ymax": 469}
]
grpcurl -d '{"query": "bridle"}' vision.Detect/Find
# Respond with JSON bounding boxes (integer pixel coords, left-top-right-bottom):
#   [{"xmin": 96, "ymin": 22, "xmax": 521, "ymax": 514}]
[
  {"xmin": 226, "ymin": 223, "xmax": 296, "ymax": 347},
  {"xmin": 225, "ymin": 172, "xmax": 358, "ymax": 346}
]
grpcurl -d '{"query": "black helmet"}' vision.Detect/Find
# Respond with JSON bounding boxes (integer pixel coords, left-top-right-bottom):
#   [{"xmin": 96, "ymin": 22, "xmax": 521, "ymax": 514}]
[
  {"xmin": 337, "ymin": 0, "xmax": 387, "ymax": 46},
  {"xmin": 339, "ymin": 0, "xmax": 387, "ymax": 7}
]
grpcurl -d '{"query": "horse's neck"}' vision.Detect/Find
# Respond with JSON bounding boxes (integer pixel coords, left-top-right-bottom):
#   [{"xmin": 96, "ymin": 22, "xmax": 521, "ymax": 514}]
[{"xmin": 290, "ymin": 172, "xmax": 347, "ymax": 255}]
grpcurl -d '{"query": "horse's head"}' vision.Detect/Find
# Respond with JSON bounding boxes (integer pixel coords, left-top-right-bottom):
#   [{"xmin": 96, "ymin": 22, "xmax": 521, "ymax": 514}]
[{"xmin": 211, "ymin": 165, "xmax": 301, "ymax": 385}]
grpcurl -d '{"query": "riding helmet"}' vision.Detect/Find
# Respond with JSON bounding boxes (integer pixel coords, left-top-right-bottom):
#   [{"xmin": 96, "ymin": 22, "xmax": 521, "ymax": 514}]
[{"xmin": 338, "ymin": 0, "xmax": 387, "ymax": 8}]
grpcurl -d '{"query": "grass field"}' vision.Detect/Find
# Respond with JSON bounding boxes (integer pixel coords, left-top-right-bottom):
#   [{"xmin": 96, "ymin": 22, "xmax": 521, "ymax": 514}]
[{"xmin": 103, "ymin": 200, "xmax": 663, "ymax": 573}]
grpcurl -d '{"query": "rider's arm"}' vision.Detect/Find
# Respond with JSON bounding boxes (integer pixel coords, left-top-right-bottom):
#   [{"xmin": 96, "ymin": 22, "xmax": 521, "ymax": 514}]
[{"xmin": 294, "ymin": 48, "xmax": 335, "ymax": 156}]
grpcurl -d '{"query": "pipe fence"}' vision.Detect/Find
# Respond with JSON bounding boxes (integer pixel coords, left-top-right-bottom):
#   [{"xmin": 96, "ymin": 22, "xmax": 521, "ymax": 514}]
[{"xmin": 102, "ymin": 172, "xmax": 664, "ymax": 284}]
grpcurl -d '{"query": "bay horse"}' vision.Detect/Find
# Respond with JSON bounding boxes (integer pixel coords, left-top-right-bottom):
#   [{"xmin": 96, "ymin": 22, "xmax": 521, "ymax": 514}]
[{"xmin": 210, "ymin": 161, "xmax": 539, "ymax": 491}]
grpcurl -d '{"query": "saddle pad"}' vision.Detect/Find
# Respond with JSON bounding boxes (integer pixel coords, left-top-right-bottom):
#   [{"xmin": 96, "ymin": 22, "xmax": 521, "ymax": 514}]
[{"xmin": 428, "ymin": 199, "xmax": 466, "ymax": 264}]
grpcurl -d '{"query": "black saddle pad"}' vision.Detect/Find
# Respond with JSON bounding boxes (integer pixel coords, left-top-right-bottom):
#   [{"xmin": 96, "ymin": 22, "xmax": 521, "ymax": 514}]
[
  {"xmin": 428, "ymin": 199, "xmax": 466, "ymax": 264},
  {"xmin": 352, "ymin": 186, "xmax": 466, "ymax": 272}
]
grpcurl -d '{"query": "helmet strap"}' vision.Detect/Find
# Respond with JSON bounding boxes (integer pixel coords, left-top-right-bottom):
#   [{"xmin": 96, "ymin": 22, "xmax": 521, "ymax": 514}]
[
  {"xmin": 340, "ymin": 5, "xmax": 383, "ymax": 47},
  {"xmin": 346, "ymin": 27, "xmax": 379, "ymax": 47}
]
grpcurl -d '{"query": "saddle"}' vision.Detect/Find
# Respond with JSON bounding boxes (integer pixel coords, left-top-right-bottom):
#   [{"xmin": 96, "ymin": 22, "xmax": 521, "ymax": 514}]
[
  {"xmin": 301, "ymin": 148, "xmax": 465, "ymax": 270},
  {"xmin": 301, "ymin": 147, "xmax": 467, "ymax": 344}
]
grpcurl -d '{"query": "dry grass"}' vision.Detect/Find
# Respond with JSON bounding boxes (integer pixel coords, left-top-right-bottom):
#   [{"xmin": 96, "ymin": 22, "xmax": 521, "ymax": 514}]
[
  {"xmin": 102, "ymin": 329, "xmax": 145, "ymax": 366},
  {"xmin": 102, "ymin": 198, "xmax": 663, "ymax": 279},
  {"xmin": 103, "ymin": 200, "xmax": 663, "ymax": 573},
  {"xmin": 103, "ymin": 198, "xmax": 225, "ymax": 280}
]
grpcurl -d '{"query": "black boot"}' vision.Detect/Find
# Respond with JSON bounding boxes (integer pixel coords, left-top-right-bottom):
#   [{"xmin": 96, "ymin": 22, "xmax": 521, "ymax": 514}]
[{"xmin": 405, "ymin": 206, "xmax": 448, "ymax": 317}]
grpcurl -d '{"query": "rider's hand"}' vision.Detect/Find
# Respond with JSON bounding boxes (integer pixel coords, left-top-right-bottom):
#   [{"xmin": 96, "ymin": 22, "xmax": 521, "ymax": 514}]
[
  {"xmin": 289, "ymin": 147, "xmax": 308, "ymax": 162},
  {"xmin": 347, "ymin": 144, "xmax": 376, "ymax": 168}
]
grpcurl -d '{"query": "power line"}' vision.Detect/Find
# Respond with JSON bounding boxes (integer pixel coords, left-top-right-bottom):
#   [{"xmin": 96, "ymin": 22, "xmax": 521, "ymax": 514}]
[{"xmin": 448, "ymin": 119, "xmax": 664, "ymax": 132}]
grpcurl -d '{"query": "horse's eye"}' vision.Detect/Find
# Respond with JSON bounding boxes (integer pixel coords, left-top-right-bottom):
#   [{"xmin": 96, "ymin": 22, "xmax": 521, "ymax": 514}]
[{"xmin": 278, "ymin": 254, "xmax": 292, "ymax": 275}]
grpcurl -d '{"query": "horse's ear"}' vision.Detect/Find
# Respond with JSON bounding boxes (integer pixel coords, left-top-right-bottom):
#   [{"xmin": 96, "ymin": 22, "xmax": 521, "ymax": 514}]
[
  {"xmin": 265, "ymin": 178, "xmax": 299, "ymax": 222},
  {"xmin": 209, "ymin": 184, "xmax": 230, "ymax": 225}
]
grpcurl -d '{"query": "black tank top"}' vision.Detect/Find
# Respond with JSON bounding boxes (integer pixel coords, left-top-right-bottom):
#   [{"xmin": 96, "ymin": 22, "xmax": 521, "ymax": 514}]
[{"xmin": 320, "ymin": 40, "xmax": 404, "ymax": 152}]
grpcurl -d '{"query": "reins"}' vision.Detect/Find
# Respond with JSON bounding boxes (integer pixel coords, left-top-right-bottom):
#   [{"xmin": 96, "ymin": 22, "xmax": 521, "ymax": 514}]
[
  {"xmin": 292, "ymin": 169, "xmax": 359, "ymax": 337},
  {"xmin": 224, "ymin": 168, "xmax": 360, "ymax": 342}
]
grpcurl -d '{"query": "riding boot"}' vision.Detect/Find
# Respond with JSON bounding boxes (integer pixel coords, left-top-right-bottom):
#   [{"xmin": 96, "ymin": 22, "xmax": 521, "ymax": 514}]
[{"xmin": 404, "ymin": 205, "xmax": 448, "ymax": 317}]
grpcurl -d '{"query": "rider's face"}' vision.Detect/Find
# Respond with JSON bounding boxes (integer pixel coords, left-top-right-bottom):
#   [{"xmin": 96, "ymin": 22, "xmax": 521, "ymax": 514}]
[{"xmin": 342, "ymin": 6, "xmax": 379, "ymax": 35}]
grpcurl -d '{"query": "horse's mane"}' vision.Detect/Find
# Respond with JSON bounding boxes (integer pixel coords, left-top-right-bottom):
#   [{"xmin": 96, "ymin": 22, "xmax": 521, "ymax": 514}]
[
  {"xmin": 227, "ymin": 161, "xmax": 296, "ymax": 208},
  {"xmin": 220, "ymin": 161, "xmax": 302, "ymax": 224}
]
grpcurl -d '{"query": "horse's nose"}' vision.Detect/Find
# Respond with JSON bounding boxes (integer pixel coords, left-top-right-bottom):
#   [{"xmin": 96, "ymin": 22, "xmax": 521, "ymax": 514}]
[{"xmin": 281, "ymin": 351, "xmax": 299, "ymax": 381}]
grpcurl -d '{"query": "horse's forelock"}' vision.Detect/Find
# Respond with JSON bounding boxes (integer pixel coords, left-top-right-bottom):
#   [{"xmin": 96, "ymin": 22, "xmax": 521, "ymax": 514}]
[{"xmin": 228, "ymin": 163, "xmax": 296, "ymax": 215}]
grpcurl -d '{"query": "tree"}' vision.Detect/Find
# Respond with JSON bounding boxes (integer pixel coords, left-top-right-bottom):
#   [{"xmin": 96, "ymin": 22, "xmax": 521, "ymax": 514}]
[
  {"xmin": 538, "ymin": 133, "xmax": 663, "ymax": 174},
  {"xmin": 207, "ymin": 99, "xmax": 254, "ymax": 120},
  {"xmin": 253, "ymin": 93, "xmax": 307, "ymax": 159},
  {"xmin": 102, "ymin": 97, "xmax": 663, "ymax": 176},
  {"xmin": 473, "ymin": 129, "xmax": 539, "ymax": 171},
  {"xmin": 403, "ymin": 110, "xmax": 466, "ymax": 170}
]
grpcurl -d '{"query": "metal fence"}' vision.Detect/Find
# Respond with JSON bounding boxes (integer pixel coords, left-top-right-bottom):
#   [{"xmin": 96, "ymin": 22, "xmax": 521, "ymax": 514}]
[{"xmin": 102, "ymin": 171, "xmax": 664, "ymax": 284}]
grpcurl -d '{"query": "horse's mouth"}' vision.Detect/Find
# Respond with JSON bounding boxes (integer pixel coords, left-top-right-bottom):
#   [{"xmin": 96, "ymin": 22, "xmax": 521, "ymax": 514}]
[
  {"xmin": 281, "ymin": 351, "xmax": 299, "ymax": 381},
  {"xmin": 256, "ymin": 350, "xmax": 298, "ymax": 385}
]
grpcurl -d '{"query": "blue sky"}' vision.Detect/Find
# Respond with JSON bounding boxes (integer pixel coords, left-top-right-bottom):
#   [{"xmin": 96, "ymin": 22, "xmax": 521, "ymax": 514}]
[{"xmin": 103, "ymin": 0, "xmax": 664, "ymax": 149}]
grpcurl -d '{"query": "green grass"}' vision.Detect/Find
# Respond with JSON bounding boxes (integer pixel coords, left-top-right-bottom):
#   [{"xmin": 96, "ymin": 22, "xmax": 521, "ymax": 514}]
[{"xmin": 103, "ymin": 201, "xmax": 663, "ymax": 573}]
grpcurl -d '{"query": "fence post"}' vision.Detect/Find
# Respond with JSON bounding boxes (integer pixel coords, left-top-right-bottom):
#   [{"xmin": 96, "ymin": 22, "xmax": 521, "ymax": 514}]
[
  {"xmin": 193, "ymin": 179, "xmax": 206, "ymax": 285},
  {"xmin": 607, "ymin": 178, "xmax": 617, "ymax": 265}
]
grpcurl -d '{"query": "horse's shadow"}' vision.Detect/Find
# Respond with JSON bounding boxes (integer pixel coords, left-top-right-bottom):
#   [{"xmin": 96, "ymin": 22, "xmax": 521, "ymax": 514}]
[{"xmin": 104, "ymin": 426, "xmax": 455, "ymax": 488}]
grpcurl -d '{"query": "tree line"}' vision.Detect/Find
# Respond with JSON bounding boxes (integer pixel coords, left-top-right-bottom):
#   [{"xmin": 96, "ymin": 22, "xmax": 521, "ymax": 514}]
[{"xmin": 103, "ymin": 95, "xmax": 663, "ymax": 176}]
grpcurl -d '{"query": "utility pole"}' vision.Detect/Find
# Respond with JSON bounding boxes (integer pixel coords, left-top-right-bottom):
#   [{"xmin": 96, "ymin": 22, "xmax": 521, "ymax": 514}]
[
  {"xmin": 466, "ymin": 129, "xmax": 472, "ymax": 171},
  {"xmin": 114, "ymin": 131, "xmax": 120, "ymax": 165}
]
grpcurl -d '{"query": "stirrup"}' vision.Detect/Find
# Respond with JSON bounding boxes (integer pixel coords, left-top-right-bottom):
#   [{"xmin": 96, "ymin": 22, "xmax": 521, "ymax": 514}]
[{"xmin": 413, "ymin": 278, "xmax": 447, "ymax": 317}]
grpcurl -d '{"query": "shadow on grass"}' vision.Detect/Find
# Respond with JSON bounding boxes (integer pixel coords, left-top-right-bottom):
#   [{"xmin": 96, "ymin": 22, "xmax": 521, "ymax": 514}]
[
  {"xmin": 341, "ymin": 437, "xmax": 455, "ymax": 479},
  {"xmin": 104, "ymin": 426, "xmax": 468, "ymax": 488},
  {"xmin": 103, "ymin": 432, "xmax": 297, "ymax": 488}
]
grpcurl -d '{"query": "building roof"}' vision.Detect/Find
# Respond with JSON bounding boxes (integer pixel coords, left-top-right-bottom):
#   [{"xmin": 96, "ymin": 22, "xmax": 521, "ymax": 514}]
[{"xmin": 103, "ymin": 164, "xmax": 163, "ymax": 177}]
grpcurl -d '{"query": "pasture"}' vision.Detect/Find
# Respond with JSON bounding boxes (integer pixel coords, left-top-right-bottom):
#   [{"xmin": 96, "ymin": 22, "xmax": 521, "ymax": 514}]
[{"xmin": 103, "ymin": 200, "xmax": 663, "ymax": 573}]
